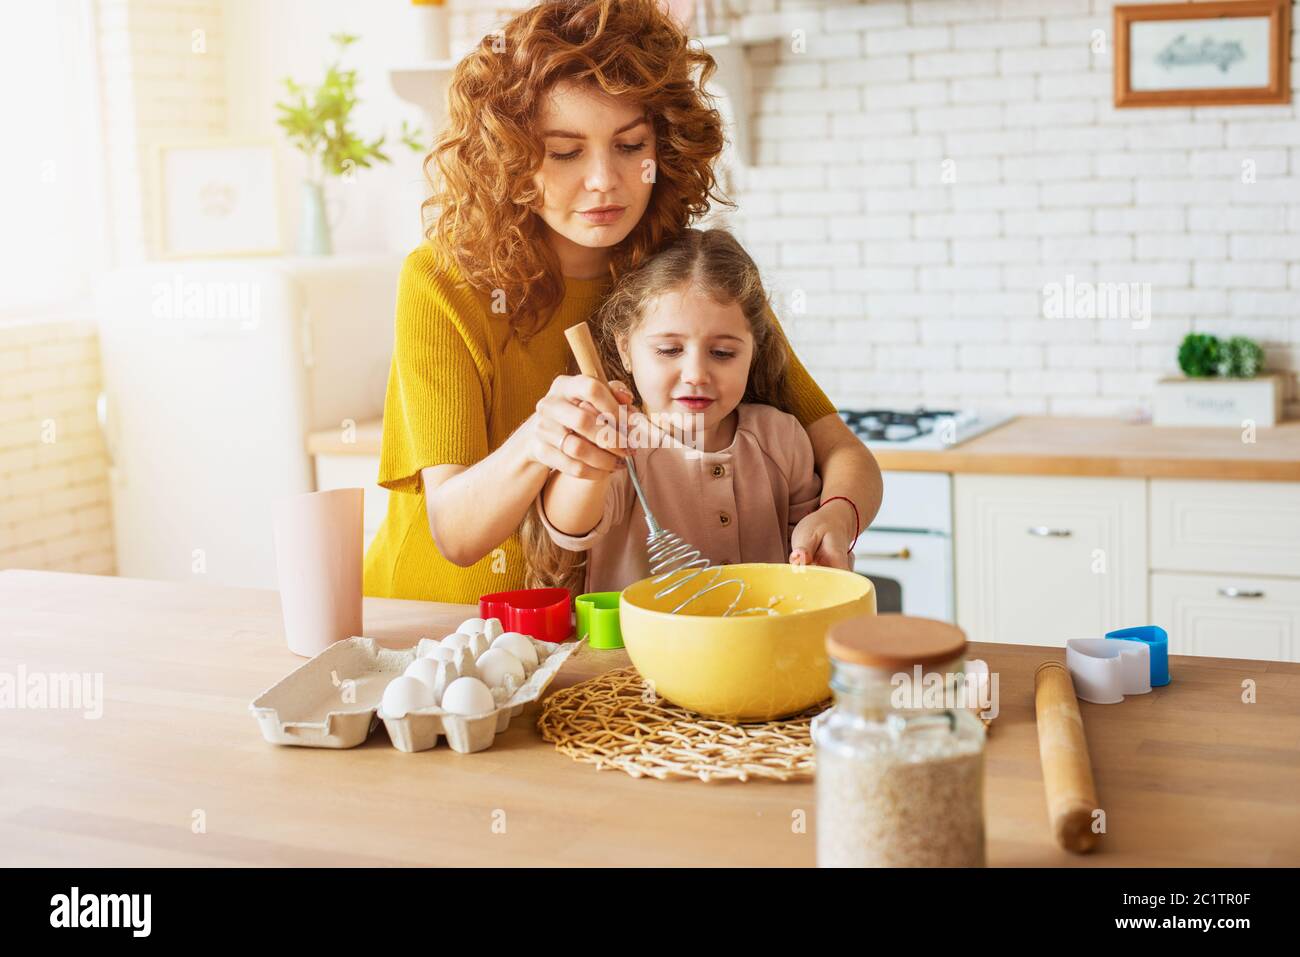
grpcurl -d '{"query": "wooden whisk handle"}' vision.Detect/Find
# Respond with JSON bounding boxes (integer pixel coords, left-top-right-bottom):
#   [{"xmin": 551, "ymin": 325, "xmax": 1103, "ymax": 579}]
[{"xmin": 564, "ymin": 322, "xmax": 609, "ymax": 382}]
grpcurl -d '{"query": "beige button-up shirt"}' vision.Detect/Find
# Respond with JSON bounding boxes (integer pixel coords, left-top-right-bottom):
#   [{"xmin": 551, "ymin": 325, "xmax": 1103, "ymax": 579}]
[{"xmin": 539, "ymin": 403, "xmax": 823, "ymax": 594}]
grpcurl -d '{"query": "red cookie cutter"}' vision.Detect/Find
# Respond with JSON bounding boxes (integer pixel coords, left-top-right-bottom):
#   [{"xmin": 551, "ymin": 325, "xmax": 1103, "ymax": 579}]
[{"xmin": 479, "ymin": 588, "xmax": 573, "ymax": 644}]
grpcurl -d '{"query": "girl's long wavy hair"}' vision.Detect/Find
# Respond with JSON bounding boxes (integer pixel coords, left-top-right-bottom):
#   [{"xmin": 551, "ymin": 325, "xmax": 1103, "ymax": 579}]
[
  {"xmin": 522, "ymin": 228, "xmax": 793, "ymax": 597},
  {"xmin": 424, "ymin": 0, "xmax": 733, "ymax": 339}
]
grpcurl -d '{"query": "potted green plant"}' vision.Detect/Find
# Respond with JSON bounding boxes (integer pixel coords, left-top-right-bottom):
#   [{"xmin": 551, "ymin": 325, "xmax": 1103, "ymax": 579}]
[
  {"xmin": 1154, "ymin": 332, "xmax": 1282, "ymax": 426},
  {"xmin": 275, "ymin": 33, "xmax": 424, "ymax": 255}
]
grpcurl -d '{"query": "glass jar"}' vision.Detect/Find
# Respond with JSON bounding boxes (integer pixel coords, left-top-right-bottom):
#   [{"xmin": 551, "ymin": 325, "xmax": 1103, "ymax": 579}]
[{"xmin": 812, "ymin": 616, "xmax": 987, "ymax": 868}]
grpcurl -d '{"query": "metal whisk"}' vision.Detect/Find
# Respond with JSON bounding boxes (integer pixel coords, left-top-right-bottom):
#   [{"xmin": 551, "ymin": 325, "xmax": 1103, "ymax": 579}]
[{"xmin": 564, "ymin": 323, "xmax": 772, "ymax": 617}]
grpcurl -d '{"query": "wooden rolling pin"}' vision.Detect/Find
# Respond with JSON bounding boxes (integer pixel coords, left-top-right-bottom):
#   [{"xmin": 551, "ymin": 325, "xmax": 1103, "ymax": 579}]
[{"xmin": 1034, "ymin": 661, "xmax": 1100, "ymax": 853}]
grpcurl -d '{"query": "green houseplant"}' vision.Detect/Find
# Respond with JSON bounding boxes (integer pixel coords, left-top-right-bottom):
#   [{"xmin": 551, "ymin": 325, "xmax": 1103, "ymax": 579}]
[
  {"xmin": 1217, "ymin": 336, "xmax": 1265, "ymax": 379},
  {"xmin": 1176, "ymin": 333, "xmax": 1221, "ymax": 377},
  {"xmin": 275, "ymin": 33, "xmax": 424, "ymax": 254},
  {"xmin": 1157, "ymin": 332, "xmax": 1279, "ymax": 426},
  {"xmin": 1176, "ymin": 333, "xmax": 1265, "ymax": 378}
]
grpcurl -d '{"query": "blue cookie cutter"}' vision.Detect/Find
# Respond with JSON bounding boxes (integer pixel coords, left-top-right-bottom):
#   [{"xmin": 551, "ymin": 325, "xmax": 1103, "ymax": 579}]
[{"xmin": 1106, "ymin": 625, "xmax": 1169, "ymax": 687}]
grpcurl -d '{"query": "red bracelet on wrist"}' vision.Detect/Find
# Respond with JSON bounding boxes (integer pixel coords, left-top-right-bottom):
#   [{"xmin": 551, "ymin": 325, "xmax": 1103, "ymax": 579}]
[{"xmin": 820, "ymin": 496, "xmax": 861, "ymax": 554}]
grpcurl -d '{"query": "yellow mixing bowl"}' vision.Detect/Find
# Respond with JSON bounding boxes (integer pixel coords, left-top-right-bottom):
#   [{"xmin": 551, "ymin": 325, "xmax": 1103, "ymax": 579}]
[{"xmin": 618, "ymin": 563, "xmax": 876, "ymax": 721}]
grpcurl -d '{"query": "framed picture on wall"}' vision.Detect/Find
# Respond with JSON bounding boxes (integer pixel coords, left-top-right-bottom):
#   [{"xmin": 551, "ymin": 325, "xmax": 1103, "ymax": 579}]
[
  {"xmin": 1114, "ymin": 0, "xmax": 1291, "ymax": 107},
  {"xmin": 154, "ymin": 142, "xmax": 283, "ymax": 259}
]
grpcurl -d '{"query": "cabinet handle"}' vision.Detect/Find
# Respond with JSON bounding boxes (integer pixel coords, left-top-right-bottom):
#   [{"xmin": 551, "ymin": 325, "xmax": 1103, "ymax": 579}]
[
  {"xmin": 855, "ymin": 547, "xmax": 911, "ymax": 560},
  {"xmin": 1027, "ymin": 526, "xmax": 1072, "ymax": 537},
  {"xmin": 1218, "ymin": 587, "xmax": 1265, "ymax": 599}
]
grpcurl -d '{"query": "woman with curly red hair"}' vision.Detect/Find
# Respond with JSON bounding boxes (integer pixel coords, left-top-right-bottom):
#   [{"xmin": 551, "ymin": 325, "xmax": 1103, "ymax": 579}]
[{"xmin": 363, "ymin": 0, "xmax": 882, "ymax": 603}]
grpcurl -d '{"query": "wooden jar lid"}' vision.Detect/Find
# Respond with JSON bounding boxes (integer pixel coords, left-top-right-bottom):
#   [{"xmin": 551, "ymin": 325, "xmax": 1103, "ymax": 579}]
[{"xmin": 826, "ymin": 614, "xmax": 968, "ymax": 670}]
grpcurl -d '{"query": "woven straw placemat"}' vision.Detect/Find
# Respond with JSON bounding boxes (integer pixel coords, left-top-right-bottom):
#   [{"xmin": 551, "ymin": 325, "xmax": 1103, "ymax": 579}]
[{"xmin": 536, "ymin": 667, "xmax": 827, "ymax": 782}]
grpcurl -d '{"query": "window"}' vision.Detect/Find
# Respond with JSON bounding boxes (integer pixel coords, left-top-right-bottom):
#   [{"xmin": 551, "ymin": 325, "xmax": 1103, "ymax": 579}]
[{"xmin": 0, "ymin": 0, "xmax": 108, "ymax": 314}]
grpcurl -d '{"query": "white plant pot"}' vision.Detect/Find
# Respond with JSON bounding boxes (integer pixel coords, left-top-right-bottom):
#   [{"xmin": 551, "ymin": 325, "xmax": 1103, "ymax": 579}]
[
  {"xmin": 1152, "ymin": 374, "xmax": 1283, "ymax": 427},
  {"xmin": 412, "ymin": 2, "xmax": 451, "ymax": 61}
]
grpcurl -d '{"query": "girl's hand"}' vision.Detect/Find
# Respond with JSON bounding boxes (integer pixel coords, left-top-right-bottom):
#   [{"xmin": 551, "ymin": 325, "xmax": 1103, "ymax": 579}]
[
  {"xmin": 789, "ymin": 503, "xmax": 856, "ymax": 571},
  {"xmin": 529, "ymin": 375, "xmax": 635, "ymax": 479}
]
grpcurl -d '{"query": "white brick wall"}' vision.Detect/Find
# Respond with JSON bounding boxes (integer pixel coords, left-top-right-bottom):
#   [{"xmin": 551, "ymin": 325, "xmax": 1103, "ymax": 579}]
[
  {"xmin": 0, "ymin": 320, "xmax": 116, "ymax": 575},
  {"xmin": 727, "ymin": 0, "xmax": 1300, "ymax": 417}
]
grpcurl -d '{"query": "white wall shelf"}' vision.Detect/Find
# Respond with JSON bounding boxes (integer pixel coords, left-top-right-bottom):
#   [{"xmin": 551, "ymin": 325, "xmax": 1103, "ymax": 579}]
[
  {"xmin": 695, "ymin": 23, "xmax": 802, "ymax": 169},
  {"xmin": 389, "ymin": 61, "xmax": 457, "ymax": 129},
  {"xmin": 387, "ymin": 26, "xmax": 788, "ymax": 170},
  {"xmin": 695, "ymin": 34, "xmax": 754, "ymax": 169}
]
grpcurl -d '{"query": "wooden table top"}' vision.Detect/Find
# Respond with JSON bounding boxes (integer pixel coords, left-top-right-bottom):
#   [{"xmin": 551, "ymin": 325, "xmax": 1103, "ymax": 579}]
[
  {"xmin": 2, "ymin": 569, "xmax": 1297, "ymax": 867},
  {"xmin": 307, "ymin": 415, "xmax": 1300, "ymax": 481}
]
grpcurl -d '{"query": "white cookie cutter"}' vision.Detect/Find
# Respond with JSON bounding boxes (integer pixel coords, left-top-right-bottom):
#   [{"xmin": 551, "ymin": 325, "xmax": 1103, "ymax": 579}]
[{"xmin": 1065, "ymin": 638, "xmax": 1151, "ymax": 704}]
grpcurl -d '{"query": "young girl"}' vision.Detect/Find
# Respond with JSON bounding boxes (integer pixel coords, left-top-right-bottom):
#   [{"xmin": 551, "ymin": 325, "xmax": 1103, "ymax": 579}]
[{"xmin": 523, "ymin": 228, "xmax": 832, "ymax": 596}]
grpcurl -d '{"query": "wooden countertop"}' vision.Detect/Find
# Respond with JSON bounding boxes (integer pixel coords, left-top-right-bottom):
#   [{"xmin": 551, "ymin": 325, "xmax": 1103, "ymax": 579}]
[
  {"xmin": 306, "ymin": 419, "xmax": 383, "ymax": 456},
  {"xmin": 876, "ymin": 415, "xmax": 1300, "ymax": 481},
  {"xmin": 307, "ymin": 416, "xmax": 1300, "ymax": 481},
  {"xmin": 2, "ymin": 569, "xmax": 1297, "ymax": 867}
]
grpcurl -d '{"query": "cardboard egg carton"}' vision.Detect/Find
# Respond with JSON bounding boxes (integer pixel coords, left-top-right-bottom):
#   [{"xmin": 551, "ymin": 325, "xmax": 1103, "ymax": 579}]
[{"xmin": 250, "ymin": 634, "xmax": 582, "ymax": 754}]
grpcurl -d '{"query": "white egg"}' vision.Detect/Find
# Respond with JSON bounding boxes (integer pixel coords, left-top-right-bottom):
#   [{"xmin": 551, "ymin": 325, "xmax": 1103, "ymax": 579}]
[
  {"xmin": 403, "ymin": 658, "xmax": 441, "ymax": 694},
  {"xmin": 492, "ymin": 632, "xmax": 539, "ymax": 669},
  {"xmin": 457, "ymin": 617, "xmax": 485, "ymax": 636},
  {"xmin": 476, "ymin": 647, "xmax": 525, "ymax": 689},
  {"xmin": 423, "ymin": 644, "xmax": 455, "ymax": 662},
  {"xmin": 440, "ymin": 676, "xmax": 496, "ymax": 716},
  {"xmin": 381, "ymin": 675, "xmax": 434, "ymax": 718},
  {"xmin": 483, "ymin": 617, "xmax": 504, "ymax": 641},
  {"xmin": 440, "ymin": 633, "xmax": 470, "ymax": 652}
]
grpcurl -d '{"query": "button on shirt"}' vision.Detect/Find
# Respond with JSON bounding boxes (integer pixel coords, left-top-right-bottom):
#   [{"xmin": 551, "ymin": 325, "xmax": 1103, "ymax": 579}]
[{"xmin": 538, "ymin": 403, "xmax": 823, "ymax": 594}]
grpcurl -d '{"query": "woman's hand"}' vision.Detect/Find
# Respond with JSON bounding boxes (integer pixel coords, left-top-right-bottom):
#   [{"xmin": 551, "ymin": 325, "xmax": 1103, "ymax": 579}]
[
  {"xmin": 529, "ymin": 374, "xmax": 636, "ymax": 479},
  {"xmin": 789, "ymin": 500, "xmax": 857, "ymax": 571}
]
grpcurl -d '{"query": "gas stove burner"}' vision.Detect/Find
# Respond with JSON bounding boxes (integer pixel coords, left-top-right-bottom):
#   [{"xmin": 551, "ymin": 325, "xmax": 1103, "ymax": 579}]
[
  {"xmin": 838, "ymin": 408, "xmax": 959, "ymax": 443},
  {"xmin": 838, "ymin": 407, "xmax": 1012, "ymax": 450}
]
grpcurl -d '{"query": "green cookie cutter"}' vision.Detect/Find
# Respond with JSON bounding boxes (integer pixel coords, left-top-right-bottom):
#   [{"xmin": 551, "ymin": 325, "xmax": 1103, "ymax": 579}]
[{"xmin": 575, "ymin": 591, "xmax": 623, "ymax": 649}]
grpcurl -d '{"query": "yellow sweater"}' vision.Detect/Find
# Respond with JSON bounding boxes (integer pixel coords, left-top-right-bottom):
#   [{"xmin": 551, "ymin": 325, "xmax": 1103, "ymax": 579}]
[{"xmin": 362, "ymin": 241, "xmax": 837, "ymax": 603}]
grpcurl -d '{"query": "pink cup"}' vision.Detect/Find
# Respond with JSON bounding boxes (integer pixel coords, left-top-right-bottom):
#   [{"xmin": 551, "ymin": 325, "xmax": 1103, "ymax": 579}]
[{"xmin": 272, "ymin": 488, "xmax": 363, "ymax": 657}]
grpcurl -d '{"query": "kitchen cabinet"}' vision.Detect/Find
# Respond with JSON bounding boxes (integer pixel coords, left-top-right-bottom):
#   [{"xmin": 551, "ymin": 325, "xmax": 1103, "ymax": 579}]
[
  {"xmin": 1152, "ymin": 571, "xmax": 1300, "ymax": 662},
  {"xmin": 954, "ymin": 475, "xmax": 1148, "ymax": 647},
  {"xmin": 1150, "ymin": 478, "xmax": 1300, "ymax": 577},
  {"xmin": 1148, "ymin": 478, "xmax": 1300, "ymax": 659},
  {"xmin": 954, "ymin": 473, "xmax": 1300, "ymax": 659}
]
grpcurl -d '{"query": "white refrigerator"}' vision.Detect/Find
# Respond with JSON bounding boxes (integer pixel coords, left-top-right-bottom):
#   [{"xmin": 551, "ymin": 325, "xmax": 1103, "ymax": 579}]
[{"xmin": 93, "ymin": 254, "xmax": 403, "ymax": 588}]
